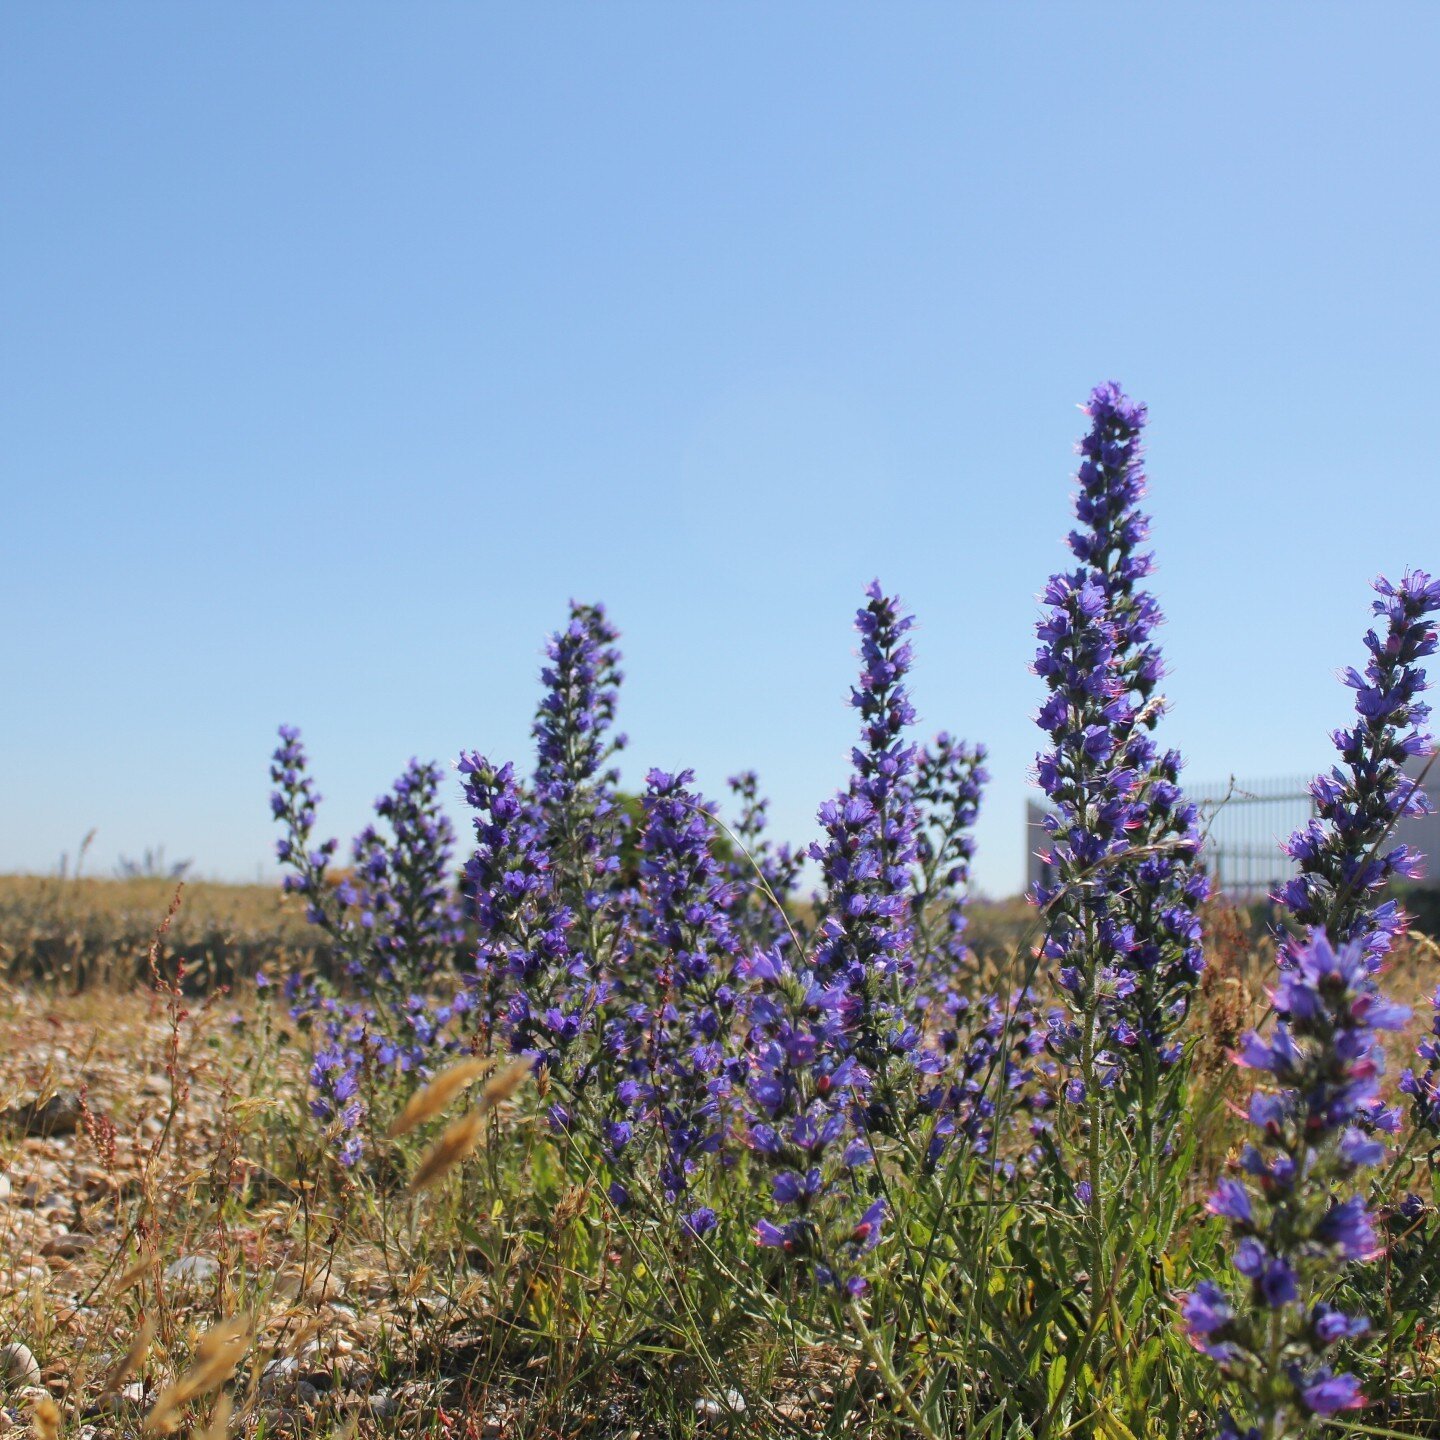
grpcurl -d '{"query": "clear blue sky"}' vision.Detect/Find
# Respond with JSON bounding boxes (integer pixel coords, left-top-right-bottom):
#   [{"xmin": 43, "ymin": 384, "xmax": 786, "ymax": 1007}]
[{"xmin": 4, "ymin": 5, "xmax": 1438, "ymax": 896}]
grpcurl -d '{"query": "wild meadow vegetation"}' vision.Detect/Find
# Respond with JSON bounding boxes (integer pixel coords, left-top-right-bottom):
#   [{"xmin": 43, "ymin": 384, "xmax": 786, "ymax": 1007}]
[{"xmin": 4, "ymin": 383, "xmax": 1440, "ymax": 1439}]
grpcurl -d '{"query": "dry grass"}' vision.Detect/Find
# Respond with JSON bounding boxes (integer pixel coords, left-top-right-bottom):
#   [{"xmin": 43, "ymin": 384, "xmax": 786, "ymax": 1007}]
[{"xmin": 4, "ymin": 887, "xmax": 1440, "ymax": 1438}]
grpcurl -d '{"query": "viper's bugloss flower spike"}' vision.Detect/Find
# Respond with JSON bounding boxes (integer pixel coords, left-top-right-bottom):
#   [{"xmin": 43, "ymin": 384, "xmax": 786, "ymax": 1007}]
[
  {"xmin": 458, "ymin": 751, "xmax": 596, "ymax": 1081},
  {"xmin": 618, "ymin": 767, "xmax": 744, "ymax": 1219},
  {"xmin": 270, "ymin": 725, "xmax": 341, "ymax": 929},
  {"xmin": 272, "ymin": 730, "xmax": 471, "ymax": 1165},
  {"xmin": 532, "ymin": 600, "xmax": 627, "ymax": 886},
  {"xmin": 357, "ymin": 758, "xmax": 465, "ymax": 987},
  {"xmin": 530, "ymin": 601, "xmax": 634, "ymax": 1033},
  {"xmin": 1179, "ymin": 930, "xmax": 1407, "ymax": 1433},
  {"xmin": 1277, "ymin": 569, "xmax": 1439, "ymax": 968},
  {"xmin": 912, "ymin": 734, "xmax": 987, "ymax": 982},
  {"xmin": 737, "ymin": 582, "xmax": 922, "ymax": 1296},
  {"xmin": 911, "ymin": 733, "xmax": 988, "ymax": 1056},
  {"xmin": 1032, "ymin": 383, "xmax": 1207, "ymax": 1093},
  {"xmin": 726, "ymin": 770, "xmax": 803, "ymax": 953},
  {"xmin": 809, "ymin": 581, "xmax": 922, "ymax": 1132},
  {"xmin": 908, "ymin": 738, "xmax": 1052, "ymax": 1168},
  {"xmin": 739, "ymin": 938, "xmax": 882, "ymax": 1297}
]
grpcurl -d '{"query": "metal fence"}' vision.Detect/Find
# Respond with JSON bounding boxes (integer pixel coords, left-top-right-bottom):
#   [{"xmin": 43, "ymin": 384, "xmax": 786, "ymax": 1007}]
[
  {"xmin": 1024, "ymin": 781, "xmax": 1314, "ymax": 903},
  {"xmin": 1191, "ymin": 776, "xmax": 1314, "ymax": 901},
  {"xmin": 1025, "ymin": 757, "xmax": 1440, "ymax": 903}
]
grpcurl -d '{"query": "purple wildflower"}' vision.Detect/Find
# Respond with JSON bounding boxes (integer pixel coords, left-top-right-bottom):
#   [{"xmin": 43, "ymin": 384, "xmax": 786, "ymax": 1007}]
[
  {"xmin": 1180, "ymin": 931, "xmax": 1405, "ymax": 1433},
  {"xmin": 531, "ymin": 601, "xmax": 629, "ymax": 929},
  {"xmin": 619, "ymin": 768, "xmax": 743, "ymax": 1222},
  {"xmin": 810, "ymin": 581, "xmax": 922, "ymax": 1132},
  {"xmin": 458, "ymin": 751, "xmax": 598, "ymax": 1081},
  {"xmin": 911, "ymin": 734, "xmax": 988, "ymax": 985},
  {"xmin": 1031, "ymin": 384, "xmax": 1208, "ymax": 1095},
  {"xmin": 1277, "ymin": 569, "xmax": 1439, "ymax": 966},
  {"xmin": 726, "ymin": 770, "xmax": 803, "ymax": 954}
]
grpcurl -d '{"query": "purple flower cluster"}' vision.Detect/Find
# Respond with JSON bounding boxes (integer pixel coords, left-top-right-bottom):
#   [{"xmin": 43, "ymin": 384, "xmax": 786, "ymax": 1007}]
[
  {"xmin": 911, "ymin": 734, "xmax": 988, "ymax": 983},
  {"xmin": 617, "ymin": 768, "xmax": 744, "ymax": 1229},
  {"xmin": 918, "ymin": 986, "xmax": 1052, "ymax": 1166},
  {"xmin": 1180, "ymin": 931, "xmax": 1408, "ymax": 1431},
  {"xmin": 532, "ymin": 601, "xmax": 629, "ymax": 924},
  {"xmin": 271, "ymin": 725, "xmax": 345, "ymax": 935},
  {"xmin": 735, "ymin": 583, "xmax": 925, "ymax": 1290},
  {"xmin": 725, "ymin": 770, "xmax": 802, "ymax": 953},
  {"xmin": 905, "ymin": 737, "xmax": 1052, "ymax": 1167},
  {"xmin": 1032, "ymin": 383, "xmax": 1206, "ymax": 1095},
  {"xmin": 1400, "ymin": 984, "xmax": 1440, "ymax": 1136},
  {"xmin": 457, "ymin": 752, "xmax": 597, "ymax": 1083},
  {"xmin": 271, "ymin": 730, "xmax": 471, "ymax": 1162},
  {"xmin": 1278, "ymin": 570, "xmax": 1440, "ymax": 966},
  {"xmin": 352, "ymin": 759, "xmax": 465, "ymax": 986},
  {"xmin": 740, "ymin": 938, "xmax": 881, "ymax": 1294},
  {"xmin": 272, "ymin": 733, "xmax": 465, "ymax": 990},
  {"xmin": 256, "ymin": 377, "xmax": 1440, "ymax": 1412},
  {"xmin": 809, "ymin": 582, "xmax": 922, "ymax": 1125}
]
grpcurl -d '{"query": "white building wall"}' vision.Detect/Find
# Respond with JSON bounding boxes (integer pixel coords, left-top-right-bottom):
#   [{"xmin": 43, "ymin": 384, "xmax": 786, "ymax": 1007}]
[{"xmin": 1397, "ymin": 753, "xmax": 1440, "ymax": 883}]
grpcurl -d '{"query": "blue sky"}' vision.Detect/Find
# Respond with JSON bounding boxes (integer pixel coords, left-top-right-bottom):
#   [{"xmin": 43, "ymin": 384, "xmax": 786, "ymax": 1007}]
[{"xmin": 3, "ymin": 4, "xmax": 1438, "ymax": 895}]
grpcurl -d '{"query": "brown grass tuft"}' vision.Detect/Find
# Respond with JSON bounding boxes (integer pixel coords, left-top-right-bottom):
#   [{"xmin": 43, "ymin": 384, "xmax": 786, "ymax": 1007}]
[
  {"xmin": 102, "ymin": 1314, "xmax": 154, "ymax": 1396},
  {"xmin": 31, "ymin": 1397, "xmax": 61, "ymax": 1440},
  {"xmin": 387, "ymin": 1056, "xmax": 494, "ymax": 1138},
  {"xmin": 194, "ymin": 1388, "xmax": 232, "ymax": 1440},
  {"xmin": 408, "ymin": 1060, "xmax": 530, "ymax": 1192},
  {"xmin": 142, "ymin": 1314, "xmax": 249, "ymax": 1435}
]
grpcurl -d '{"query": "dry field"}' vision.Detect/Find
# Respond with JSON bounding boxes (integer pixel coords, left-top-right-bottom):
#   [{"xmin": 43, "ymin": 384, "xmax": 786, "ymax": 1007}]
[{"xmin": 4, "ymin": 889, "xmax": 1440, "ymax": 1440}]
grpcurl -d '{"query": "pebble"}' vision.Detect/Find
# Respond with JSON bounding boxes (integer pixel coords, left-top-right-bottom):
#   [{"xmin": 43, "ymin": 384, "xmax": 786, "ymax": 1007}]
[
  {"xmin": 163, "ymin": 1255, "xmax": 218, "ymax": 1289},
  {"xmin": 1, "ymin": 1092, "xmax": 82, "ymax": 1138},
  {"xmin": 0, "ymin": 1344, "xmax": 41, "ymax": 1388},
  {"xmin": 2, "ymin": 1269, "xmax": 47, "ymax": 1291},
  {"xmin": 41, "ymin": 1233, "xmax": 92, "ymax": 1260},
  {"xmin": 260, "ymin": 1358, "xmax": 299, "ymax": 1397},
  {"xmin": 695, "ymin": 1389, "xmax": 747, "ymax": 1422}
]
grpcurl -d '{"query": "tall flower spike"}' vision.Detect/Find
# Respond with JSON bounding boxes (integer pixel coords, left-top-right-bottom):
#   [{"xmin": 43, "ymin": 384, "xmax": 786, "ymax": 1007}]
[
  {"xmin": 726, "ymin": 771, "xmax": 802, "ymax": 953},
  {"xmin": 739, "ymin": 942, "xmax": 881, "ymax": 1296},
  {"xmin": 270, "ymin": 725, "xmax": 345, "ymax": 937},
  {"xmin": 810, "ymin": 581, "xmax": 922, "ymax": 1132},
  {"xmin": 364, "ymin": 759, "xmax": 465, "ymax": 987},
  {"xmin": 1277, "ymin": 569, "xmax": 1440, "ymax": 968},
  {"xmin": 912, "ymin": 734, "xmax": 988, "ymax": 985},
  {"xmin": 458, "ymin": 752, "xmax": 596, "ymax": 1089},
  {"xmin": 269, "ymin": 725, "xmax": 374, "ymax": 973},
  {"xmin": 619, "ymin": 768, "xmax": 743, "ymax": 1228},
  {"xmin": 532, "ymin": 601, "xmax": 627, "ymax": 882},
  {"xmin": 1032, "ymin": 382, "xmax": 1207, "ymax": 1097},
  {"xmin": 272, "ymin": 731, "xmax": 470, "ymax": 1164},
  {"xmin": 737, "ymin": 584, "xmax": 921, "ymax": 1294},
  {"xmin": 1179, "ymin": 931, "xmax": 1408, "ymax": 1434},
  {"xmin": 531, "ymin": 601, "xmax": 633, "ymax": 1028}
]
